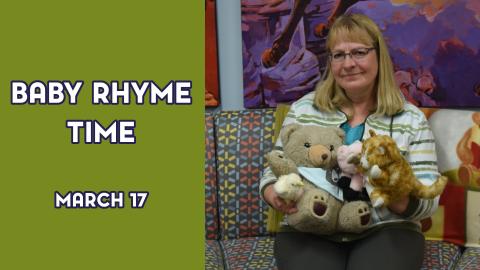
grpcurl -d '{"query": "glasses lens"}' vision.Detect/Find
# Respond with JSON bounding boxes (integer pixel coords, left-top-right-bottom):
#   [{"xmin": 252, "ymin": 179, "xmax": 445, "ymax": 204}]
[
  {"xmin": 351, "ymin": 48, "xmax": 370, "ymax": 59},
  {"xmin": 331, "ymin": 52, "xmax": 345, "ymax": 62},
  {"xmin": 330, "ymin": 48, "xmax": 372, "ymax": 62}
]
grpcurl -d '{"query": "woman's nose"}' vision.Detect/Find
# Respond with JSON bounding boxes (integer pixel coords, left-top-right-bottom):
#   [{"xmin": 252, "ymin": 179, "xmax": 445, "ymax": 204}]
[{"xmin": 342, "ymin": 55, "xmax": 356, "ymax": 68}]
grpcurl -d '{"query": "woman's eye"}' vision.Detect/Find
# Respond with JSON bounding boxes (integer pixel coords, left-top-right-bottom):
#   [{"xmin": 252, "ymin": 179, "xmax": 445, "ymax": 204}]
[
  {"xmin": 332, "ymin": 53, "xmax": 344, "ymax": 59},
  {"xmin": 304, "ymin": 143, "xmax": 311, "ymax": 148},
  {"xmin": 352, "ymin": 49, "xmax": 368, "ymax": 57}
]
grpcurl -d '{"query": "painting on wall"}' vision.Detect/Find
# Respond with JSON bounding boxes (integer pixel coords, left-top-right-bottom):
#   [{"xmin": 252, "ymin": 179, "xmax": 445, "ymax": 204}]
[
  {"xmin": 206, "ymin": 0, "xmax": 220, "ymax": 107},
  {"xmin": 241, "ymin": 0, "xmax": 480, "ymax": 108}
]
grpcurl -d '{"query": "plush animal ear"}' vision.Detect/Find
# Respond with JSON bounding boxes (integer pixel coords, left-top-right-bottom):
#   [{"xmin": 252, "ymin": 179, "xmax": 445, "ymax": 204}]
[
  {"xmin": 280, "ymin": 124, "xmax": 301, "ymax": 145},
  {"xmin": 347, "ymin": 154, "xmax": 361, "ymax": 165},
  {"xmin": 377, "ymin": 146, "xmax": 385, "ymax": 155},
  {"xmin": 369, "ymin": 129, "xmax": 377, "ymax": 137}
]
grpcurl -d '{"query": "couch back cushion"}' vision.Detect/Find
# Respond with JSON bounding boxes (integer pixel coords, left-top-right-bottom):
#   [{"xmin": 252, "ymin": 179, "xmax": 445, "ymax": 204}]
[
  {"xmin": 422, "ymin": 108, "xmax": 480, "ymax": 248},
  {"xmin": 205, "ymin": 112, "xmax": 220, "ymax": 240},
  {"xmin": 215, "ymin": 109, "xmax": 276, "ymax": 239}
]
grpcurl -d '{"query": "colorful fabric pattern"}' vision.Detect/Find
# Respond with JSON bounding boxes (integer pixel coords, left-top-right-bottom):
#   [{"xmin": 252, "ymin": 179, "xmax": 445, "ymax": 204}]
[
  {"xmin": 212, "ymin": 238, "xmax": 459, "ymax": 270},
  {"xmin": 420, "ymin": 240, "xmax": 462, "ymax": 270},
  {"xmin": 205, "ymin": 112, "xmax": 220, "ymax": 240},
  {"xmin": 455, "ymin": 247, "xmax": 480, "ymax": 270},
  {"xmin": 206, "ymin": 240, "xmax": 224, "ymax": 270},
  {"xmin": 222, "ymin": 236, "xmax": 277, "ymax": 270},
  {"xmin": 215, "ymin": 109, "xmax": 275, "ymax": 239}
]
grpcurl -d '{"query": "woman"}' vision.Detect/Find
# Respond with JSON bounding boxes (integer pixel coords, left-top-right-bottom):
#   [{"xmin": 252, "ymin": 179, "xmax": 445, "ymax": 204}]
[{"xmin": 259, "ymin": 14, "xmax": 440, "ymax": 270}]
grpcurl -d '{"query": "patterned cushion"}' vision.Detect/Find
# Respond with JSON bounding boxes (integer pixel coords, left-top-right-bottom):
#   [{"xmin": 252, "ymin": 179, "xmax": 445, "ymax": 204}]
[
  {"xmin": 222, "ymin": 236, "xmax": 277, "ymax": 270},
  {"xmin": 455, "ymin": 247, "xmax": 480, "ymax": 270},
  {"xmin": 206, "ymin": 240, "xmax": 224, "ymax": 270},
  {"xmin": 421, "ymin": 109, "xmax": 480, "ymax": 247},
  {"xmin": 421, "ymin": 240, "xmax": 462, "ymax": 270},
  {"xmin": 206, "ymin": 112, "xmax": 220, "ymax": 240},
  {"xmin": 215, "ymin": 109, "xmax": 276, "ymax": 239},
  {"xmin": 218, "ymin": 238, "xmax": 457, "ymax": 270}
]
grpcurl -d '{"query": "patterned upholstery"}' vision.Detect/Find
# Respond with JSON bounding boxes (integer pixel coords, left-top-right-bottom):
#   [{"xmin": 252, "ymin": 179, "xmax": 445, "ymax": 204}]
[
  {"xmin": 206, "ymin": 240, "xmax": 224, "ymax": 270},
  {"xmin": 205, "ymin": 112, "xmax": 220, "ymax": 240},
  {"xmin": 222, "ymin": 237, "xmax": 277, "ymax": 270},
  {"xmin": 215, "ymin": 238, "xmax": 460, "ymax": 270},
  {"xmin": 215, "ymin": 109, "xmax": 276, "ymax": 239},
  {"xmin": 455, "ymin": 247, "xmax": 480, "ymax": 270},
  {"xmin": 421, "ymin": 240, "xmax": 462, "ymax": 270}
]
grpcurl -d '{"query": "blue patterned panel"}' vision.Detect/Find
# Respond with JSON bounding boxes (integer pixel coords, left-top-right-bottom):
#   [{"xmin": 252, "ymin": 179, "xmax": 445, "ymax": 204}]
[
  {"xmin": 421, "ymin": 240, "xmax": 462, "ymax": 270},
  {"xmin": 222, "ymin": 236, "xmax": 277, "ymax": 270},
  {"xmin": 206, "ymin": 240, "xmax": 224, "ymax": 270},
  {"xmin": 215, "ymin": 109, "xmax": 275, "ymax": 239},
  {"xmin": 455, "ymin": 247, "xmax": 480, "ymax": 270},
  {"xmin": 205, "ymin": 112, "xmax": 220, "ymax": 240}
]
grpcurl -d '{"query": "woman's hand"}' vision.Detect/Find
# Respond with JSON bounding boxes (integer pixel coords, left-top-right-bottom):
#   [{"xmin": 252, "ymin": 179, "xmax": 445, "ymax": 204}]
[
  {"xmin": 388, "ymin": 196, "xmax": 410, "ymax": 215},
  {"xmin": 264, "ymin": 184, "xmax": 298, "ymax": 214}
]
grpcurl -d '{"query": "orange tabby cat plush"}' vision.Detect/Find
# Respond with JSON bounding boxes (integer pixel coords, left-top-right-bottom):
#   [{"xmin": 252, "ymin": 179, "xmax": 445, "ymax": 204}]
[{"xmin": 358, "ymin": 130, "xmax": 447, "ymax": 208}]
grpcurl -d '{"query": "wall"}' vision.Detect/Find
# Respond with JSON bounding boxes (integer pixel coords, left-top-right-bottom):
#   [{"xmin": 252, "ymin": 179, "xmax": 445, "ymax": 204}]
[{"xmin": 215, "ymin": 1, "xmax": 244, "ymax": 111}]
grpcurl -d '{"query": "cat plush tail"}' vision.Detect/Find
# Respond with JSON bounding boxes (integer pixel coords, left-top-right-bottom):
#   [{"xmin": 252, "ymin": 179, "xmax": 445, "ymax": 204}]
[{"xmin": 412, "ymin": 175, "xmax": 448, "ymax": 199}]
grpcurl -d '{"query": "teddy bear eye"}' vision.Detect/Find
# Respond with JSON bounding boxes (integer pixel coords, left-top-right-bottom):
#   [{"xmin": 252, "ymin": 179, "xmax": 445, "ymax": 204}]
[
  {"xmin": 304, "ymin": 142, "xmax": 311, "ymax": 148},
  {"xmin": 329, "ymin": 145, "xmax": 334, "ymax": 151}
]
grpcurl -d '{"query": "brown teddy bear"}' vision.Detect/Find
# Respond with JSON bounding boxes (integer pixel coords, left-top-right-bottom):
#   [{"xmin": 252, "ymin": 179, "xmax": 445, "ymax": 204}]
[{"xmin": 266, "ymin": 124, "xmax": 371, "ymax": 235}]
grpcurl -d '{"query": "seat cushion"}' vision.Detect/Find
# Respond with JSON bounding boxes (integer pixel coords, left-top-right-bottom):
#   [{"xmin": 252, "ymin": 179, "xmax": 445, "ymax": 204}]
[
  {"xmin": 205, "ymin": 112, "xmax": 220, "ymax": 240},
  {"xmin": 421, "ymin": 240, "xmax": 462, "ymax": 270},
  {"xmin": 216, "ymin": 238, "xmax": 459, "ymax": 270},
  {"xmin": 206, "ymin": 240, "xmax": 224, "ymax": 270},
  {"xmin": 215, "ymin": 109, "xmax": 276, "ymax": 239},
  {"xmin": 455, "ymin": 247, "xmax": 480, "ymax": 270},
  {"xmin": 222, "ymin": 236, "xmax": 277, "ymax": 270}
]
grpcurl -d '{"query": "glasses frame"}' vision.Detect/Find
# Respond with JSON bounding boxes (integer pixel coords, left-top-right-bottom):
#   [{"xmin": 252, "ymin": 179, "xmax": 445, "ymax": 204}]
[{"xmin": 329, "ymin": 47, "xmax": 376, "ymax": 63}]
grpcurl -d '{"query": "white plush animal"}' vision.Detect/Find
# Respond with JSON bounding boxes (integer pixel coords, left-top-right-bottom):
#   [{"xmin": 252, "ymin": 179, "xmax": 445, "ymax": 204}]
[{"xmin": 273, "ymin": 173, "xmax": 304, "ymax": 203}]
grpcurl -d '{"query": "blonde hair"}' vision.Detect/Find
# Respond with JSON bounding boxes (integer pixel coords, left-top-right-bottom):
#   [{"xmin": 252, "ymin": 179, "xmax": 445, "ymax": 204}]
[{"xmin": 314, "ymin": 14, "xmax": 404, "ymax": 116}]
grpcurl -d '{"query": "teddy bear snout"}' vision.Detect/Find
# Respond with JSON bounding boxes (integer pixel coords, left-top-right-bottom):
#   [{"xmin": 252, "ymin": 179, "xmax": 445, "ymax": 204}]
[{"xmin": 309, "ymin": 145, "xmax": 331, "ymax": 167}]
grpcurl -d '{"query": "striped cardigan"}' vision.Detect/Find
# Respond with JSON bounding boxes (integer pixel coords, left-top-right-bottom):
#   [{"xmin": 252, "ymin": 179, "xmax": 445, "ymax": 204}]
[{"xmin": 259, "ymin": 91, "xmax": 441, "ymax": 228}]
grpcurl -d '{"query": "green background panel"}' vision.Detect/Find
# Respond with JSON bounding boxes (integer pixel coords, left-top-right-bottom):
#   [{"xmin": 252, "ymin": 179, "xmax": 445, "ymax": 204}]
[{"xmin": 0, "ymin": 1, "xmax": 204, "ymax": 269}]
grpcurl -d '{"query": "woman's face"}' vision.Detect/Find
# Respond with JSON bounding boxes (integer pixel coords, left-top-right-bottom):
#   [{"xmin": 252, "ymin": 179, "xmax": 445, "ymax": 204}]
[{"xmin": 330, "ymin": 41, "xmax": 378, "ymax": 95}]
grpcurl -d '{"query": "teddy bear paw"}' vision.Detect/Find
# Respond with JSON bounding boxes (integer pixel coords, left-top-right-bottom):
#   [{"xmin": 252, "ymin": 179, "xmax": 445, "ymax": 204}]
[
  {"xmin": 358, "ymin": 205, "xmax": 371, "ymax": 226},
  {"xmin": 286, "ymin": 186, "xmax": 342, "ymax": 235},
  {"xmin": 311, "ymin": 193, "xmax": 329, "ymax": 217},
  {"xmin": 337, "ymin": 201, "xmax": 371, "ymax": 233}
]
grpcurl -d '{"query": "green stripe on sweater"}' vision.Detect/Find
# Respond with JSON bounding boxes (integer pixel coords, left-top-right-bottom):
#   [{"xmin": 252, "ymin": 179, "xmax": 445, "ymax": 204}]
[{"xmin": 410, "ymin": 139, "xmax": 435, "ymax": 145}]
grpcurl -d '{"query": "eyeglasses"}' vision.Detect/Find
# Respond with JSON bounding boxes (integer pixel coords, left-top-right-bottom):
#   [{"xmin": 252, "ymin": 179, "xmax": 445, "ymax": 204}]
[{"xmin": 329, "ymin": 47, "xmax": 375, "ymax": 63}]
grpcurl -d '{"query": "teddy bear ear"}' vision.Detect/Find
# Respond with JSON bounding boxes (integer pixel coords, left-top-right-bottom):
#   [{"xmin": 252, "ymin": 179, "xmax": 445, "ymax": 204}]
[
  {"xmin": 369, "ymin": 129, "xmax": 377, "ymax": 137},
  {"xmin": 280, "ymin": 124, "xmax": 301, "ymax": 145},
  {"xmin": 335, "ymin": 128, "xmax": 345, "ymax": 140}
]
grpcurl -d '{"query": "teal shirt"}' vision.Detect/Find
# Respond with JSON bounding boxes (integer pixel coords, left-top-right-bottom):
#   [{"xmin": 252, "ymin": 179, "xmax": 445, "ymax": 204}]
[{"xmin": 341, "ymin": 122, "xmax": 365, "ymax": 145}]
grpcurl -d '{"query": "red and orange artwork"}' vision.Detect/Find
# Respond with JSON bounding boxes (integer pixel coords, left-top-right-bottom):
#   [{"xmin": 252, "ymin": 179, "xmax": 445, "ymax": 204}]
[{"xmin": 205, "ymin": 0, "xmax": 220, "ymax": 107}]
